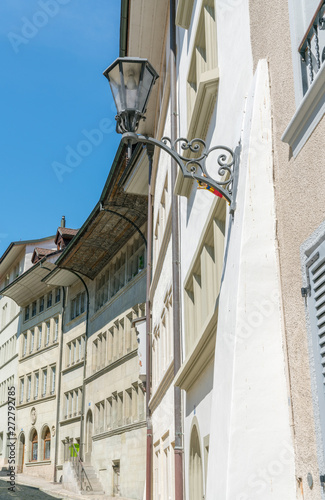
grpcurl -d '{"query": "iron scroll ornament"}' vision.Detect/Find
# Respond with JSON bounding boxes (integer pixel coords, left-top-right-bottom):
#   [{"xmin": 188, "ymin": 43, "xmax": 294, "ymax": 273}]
[{"xmin": 121, "ymin": 132, "xmax": 240, "ymax": 215}]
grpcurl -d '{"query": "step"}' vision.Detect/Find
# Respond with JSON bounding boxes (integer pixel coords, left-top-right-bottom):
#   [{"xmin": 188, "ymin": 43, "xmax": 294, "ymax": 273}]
[{"xmin": 81, "ymin": 490, "xmax": 105, "ymax": 495}]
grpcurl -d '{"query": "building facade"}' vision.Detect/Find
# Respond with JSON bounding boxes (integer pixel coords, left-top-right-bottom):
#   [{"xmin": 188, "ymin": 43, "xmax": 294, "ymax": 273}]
[
  {"xmin": 1, "ymin": 0, "xmax": 325, "ymax": 498},
  {"xmin": 0, "ymin": 236, "xmax": 57, "ymax": 472}
]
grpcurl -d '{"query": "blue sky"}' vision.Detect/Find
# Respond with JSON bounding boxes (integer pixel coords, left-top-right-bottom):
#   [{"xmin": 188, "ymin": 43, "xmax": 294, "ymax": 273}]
[{"xmin": 0, "ymin": 0, "xmax": 121, "ymax": 256}]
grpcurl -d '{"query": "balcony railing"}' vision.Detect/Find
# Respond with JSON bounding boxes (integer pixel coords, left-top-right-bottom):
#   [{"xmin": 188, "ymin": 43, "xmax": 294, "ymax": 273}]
[{"xmin": 299, "ymin": 0, "xmax": 325, "ymax": 94}]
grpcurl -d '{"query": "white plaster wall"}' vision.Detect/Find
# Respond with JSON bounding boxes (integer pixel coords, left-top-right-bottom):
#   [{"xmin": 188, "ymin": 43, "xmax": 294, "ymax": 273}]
[
  {"xmin": 18, "ymin": 399, "xmax": 57, "ymax": 480},
  {"xmin": 175, "ymin": 1, "xmax": 255, "ymax": 498},
  {"xmin": 205, "ymin": 60, "xmax": 296, "ymax": 499},
  {"xmin": 91, "ymin": 427, "xmax": 146, "ymax": 499},
  {"xmin": 0, "ymin": 313, "xmax": 18, "ymax": 469}
]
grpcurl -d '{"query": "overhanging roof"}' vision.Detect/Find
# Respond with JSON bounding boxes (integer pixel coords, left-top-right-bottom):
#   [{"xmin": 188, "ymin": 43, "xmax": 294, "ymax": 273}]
[
  {"xmin": 42, "ymin": 267, "xmax": 80, "ymax": 288},
  {"xmin": 0, "ymin": 259, "xmax": 57, "ymax": 307},
  {"xmin": 55, "ymin": 142, "xmax": 148, "ymax": 280},
  {"xmin": 120, "ymin": 0, "xmax": 169, "ymax": 136}
]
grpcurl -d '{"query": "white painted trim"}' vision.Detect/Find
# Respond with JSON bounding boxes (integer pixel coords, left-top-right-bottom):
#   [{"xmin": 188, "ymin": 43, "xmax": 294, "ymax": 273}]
[{"xmin": 281, "ymin": 62, "xmax": 325, "ymax": 156}]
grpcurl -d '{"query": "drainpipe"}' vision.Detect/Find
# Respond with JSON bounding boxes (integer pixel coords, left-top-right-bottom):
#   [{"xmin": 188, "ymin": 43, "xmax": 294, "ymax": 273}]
[
  {"xmin": 146, "ymin": 144, "xmax": 154, "ymax": 500},
  {"xmin": 170, "ymin": 1, "xmax": 184, "ymax": 499},
  {"xmin": 54, "ymin": 286, "xmax": 66, "ymax": 483},
  {"xmin": 67, "ymin": 272, "xmax": 90, "ymax": 463}
]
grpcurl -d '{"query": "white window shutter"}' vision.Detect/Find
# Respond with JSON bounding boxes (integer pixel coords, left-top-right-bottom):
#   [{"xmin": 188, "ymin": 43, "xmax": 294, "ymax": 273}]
[{"xmin": 307, "ymin": 242, "xmax": 325, "ymax": 452}]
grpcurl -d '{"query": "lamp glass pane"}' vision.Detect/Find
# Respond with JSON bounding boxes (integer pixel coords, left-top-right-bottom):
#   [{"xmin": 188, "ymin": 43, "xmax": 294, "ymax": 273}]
[
  {"xmin": 121, "ymin": 61, "xmax": 143, "ymax": 110},
  {"xmin": 107, "ymin": 63, "xmax": 123, "ymax": 113},
  {"xmin": 138, "ymin": 65, "xmax": 155, "ymax": 113}
]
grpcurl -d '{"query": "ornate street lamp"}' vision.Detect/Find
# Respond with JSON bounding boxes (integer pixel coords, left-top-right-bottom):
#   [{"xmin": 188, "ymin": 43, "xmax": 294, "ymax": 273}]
[
  {"xmin": 103, "ymin": 57, "xmax": 239, "ymax": 213},
  {"xmin": 103, "ymin": 57, "xmax": 159, "ymax": 134}
]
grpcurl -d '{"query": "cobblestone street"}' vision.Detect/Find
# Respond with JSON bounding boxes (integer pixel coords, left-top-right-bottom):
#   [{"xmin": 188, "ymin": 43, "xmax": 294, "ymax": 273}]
[{"xmin": 0, "ymin": 480, "xmax": 60, "ymax": 500}]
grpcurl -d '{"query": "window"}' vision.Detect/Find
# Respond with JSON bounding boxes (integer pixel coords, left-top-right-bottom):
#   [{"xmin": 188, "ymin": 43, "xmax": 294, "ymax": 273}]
[
  {"xmin": 39, "ymin": 296, "xmax": 44, "ymax": 313},
  {"xmin": 51, "ymin": 366, "xmax": 56, "ymax": 394},
  {"xmin": 47, "ymin": 292, "xmax": 52, "ymax": 308},
  {"xmin": 69, "ymin": 391, "xmax": 74, "ymax": 417},
  {"xmin": 42, "ymin": 369, "xmax": 47, "ymax": 397},
  {"xmin": 43, "ymin": 428, "xmax": 50, "ymax": 460},
  {"xmin": 78, "ymin": 337, "xmax": 82, "ymax": 360},
  {"xmin": 46, "ymin": 322, "xmax": 50, "ymax": 346},
  {"xmin": 187, "ymin": 0, "xmax": 218, "ymax": 137},
  {"xmin": 54, "ymin": 318, "xmax": 59, "ymax": 342},
  {"xmin": 297, "ymin": 2, "xmax": 325, "ymax": 96},
  {"xmin": 22, "ymin": 334, "xmax": 27, "ymax": 356},
  {"xmin": 38, "ymin": 326, "xmax": 42, "ymax": 350},
  {"xmin": 184, "ymin": 208, "xmax": 225, "ymax": 355},
  {"xmin": 70, "ymin": 292, "xmax": 85, "ymax": 320},
  {"xmin": 113, "ymin": 460, "xmax": 121, "ymax": 496},
  {"xmin": 55, "ymin": 287, "xmax": 61, "ymax": 303},
  {"xmin": 80, "ymin": 292, "xmax": 85, "ymax": 313},
  {"xmin": 189, "ymin": 425, "xmax": 204, "ymax": 500},
  {"xmin": 27, "ymin": 375, "xmax": 31, "ymax": 402},
  {"xmin": 31, "ymin": 430, "xmax": 38, "ymax": 461},
  {"xmin": 302, "ymin": 233, "xmax": 325, "ymax": 459},
  {"xmin": 24, "ymin": 306, "xmax": 29, "ymax": 321},
  {"xmin": 1, "ymin": 304, "xmax": 7, "ymax": 330},
  {"xmin": 282, "ymin": 0, "xmax": 325, "ymax": 155},
  {"xmin": 94, "ymin": 231, "xmax": 146, "ymax": 312},
  {"xmin": 34, "ymin": 372, "xmax": 39, "ymax": 400},
  {"xmin": 19, "ymin": 378, "xmax": 24, "ymax": 403},
  {"xmin": 31, "ymin": 301, "xmax": 36, "ymax": 317},
  {"xmin": 30, "ymin": 329, "xmax": 34, "ymax": 353},
  {"xmin": 65, "ymin": 393, "xmax": 69, "ymax": 418},
  {"xmin": 68, "ymin": 343, "xmax": 72, "ymax": 366}
]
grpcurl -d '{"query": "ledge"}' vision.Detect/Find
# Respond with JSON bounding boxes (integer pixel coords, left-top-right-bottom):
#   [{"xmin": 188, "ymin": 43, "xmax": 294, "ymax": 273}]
[
  {"xmin": 174, "ymin": 308, "xmax": 218, "ymax": 391},
  {"xmin": 64, "ymin": 311, "xmax": 86, "ymax": 329},
  {"xmin": 176, "ymin": 0, "xmax": 195, "ymax": 29},
  {"xmin": 0, "ymin": 353, "xmax": 18, "ymax": 370},
  {"xmin": 282, "ymin": 63, "xmax": 325, "ymax": 156},
  {"xmin": 59, "ymin": 415, "xmax": 81, "ymax": 426},
  {"xmin": 92, "ymin": 419, "xmax": 146, "ymax": 441},
  {"xmin": 20, "ymin": 341, "xmax": 59, "ymax": 363},
  {"xmin": 149, "ymin": 361, "xmax": 174, "ymax": 413},
  {"xmin": 149, "ymin": 211, "xmax": 172, "ymax": 302},
  {"xmin": 85, "ymin": 349, "xmax": 138, "ymax": 384},
  {"xmin": 17, "ymin": 394, "xmax": 56, "ymax": 409},
  {"xmin": 62, "ymin": 360, "xmax": 84, "ymax": 375},
  {"xmin": 0, "ymin": 312, "xmax": 20, "ymax": 335},
  {"xmin": 25, "ymin": 460, "xmax": 51, "ymax": 467}
]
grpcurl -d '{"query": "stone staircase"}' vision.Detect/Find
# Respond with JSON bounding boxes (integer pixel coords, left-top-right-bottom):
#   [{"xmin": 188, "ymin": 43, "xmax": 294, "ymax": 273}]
[{"xmin": 78, "ymin": 463, "xmax": 105, "ymax": 495}]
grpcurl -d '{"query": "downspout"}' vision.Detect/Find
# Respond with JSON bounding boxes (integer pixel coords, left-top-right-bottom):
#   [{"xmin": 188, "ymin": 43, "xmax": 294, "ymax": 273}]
[
  {"xmin": 66, "ymin": 271, "xmax": 90, "ymax": 463},
  {"xmin": 170, "ymin": 1, "xmax": 184, "ymax": 499},
  {"xmin": 53, "ymin": 286, "xmax": 66, "ymax": 483},
  {"xmin": 146, "ymin": 145, "xmax": 154, "ymax": 500}
]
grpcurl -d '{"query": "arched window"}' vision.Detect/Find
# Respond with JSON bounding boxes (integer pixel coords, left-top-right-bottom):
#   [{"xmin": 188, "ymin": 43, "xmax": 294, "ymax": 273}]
[
  {"xmin": 189, "ymin": 424, "xmax": 204, "ymax": 500},
  {"xmin": 31, "ymin": 429, "xmax": 38, "ymax": 462},
  {"xmin": 43, "ymin": 427, "xmax": 51, "ymax": 460}
]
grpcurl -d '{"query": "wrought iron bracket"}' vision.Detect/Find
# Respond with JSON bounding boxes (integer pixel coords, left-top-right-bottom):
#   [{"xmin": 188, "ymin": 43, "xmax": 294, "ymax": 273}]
[{"xmin": 121, "ymin": 132, "xmax": 240, "ymax": 215}]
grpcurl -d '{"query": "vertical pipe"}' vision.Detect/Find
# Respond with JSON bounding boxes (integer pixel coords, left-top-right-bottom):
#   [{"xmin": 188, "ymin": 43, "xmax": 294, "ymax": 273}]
[
  {"xmin": 61, "ymin": 270, "xmax": 90, "ymax": 462},
  {"xmin": 76, "ymin": 278, "xmax": 89, "ymax": 463},
  {"xmin": 53, "ymin": 286, "xmax": 66, "ymax": 483},
  {"xmin": 146, "ymin": 145, "xmax": 154, "ymax": 500},
  {"xmin": 170, "ymin": 1, "xmax": 184, "ymax": 498}
]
